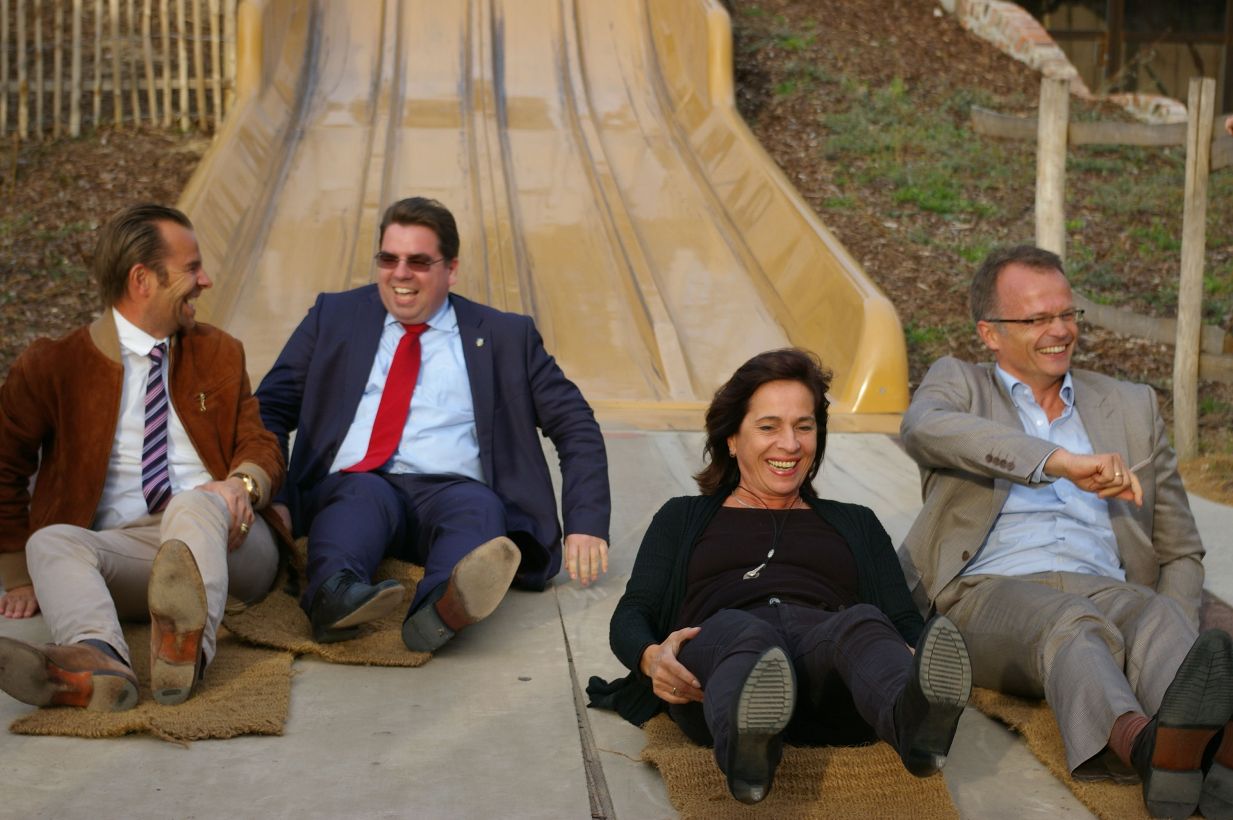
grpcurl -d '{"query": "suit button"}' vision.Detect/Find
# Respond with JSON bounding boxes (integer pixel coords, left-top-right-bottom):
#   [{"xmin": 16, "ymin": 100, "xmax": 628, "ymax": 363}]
[
  {"xmin": 1006, "ymin": 461, "xmax": 1015, "ymax": 470},
  {"xmin": 985, "ymin": 454, "xmax": 993, "ymax": 463},
  {"xmin": 961, "ymin": 550, "xmax": 971, "ymax": 560}
]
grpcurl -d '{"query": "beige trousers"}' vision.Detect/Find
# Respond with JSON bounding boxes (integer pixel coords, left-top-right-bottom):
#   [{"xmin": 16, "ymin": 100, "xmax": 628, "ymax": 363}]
[
  {"xmin": 26, "ymin": 489, "xmax": 278, "ymax": 667},
  {"xmin": 937, "ymin": 571, "xmax": 1196, "ymax": 772}
]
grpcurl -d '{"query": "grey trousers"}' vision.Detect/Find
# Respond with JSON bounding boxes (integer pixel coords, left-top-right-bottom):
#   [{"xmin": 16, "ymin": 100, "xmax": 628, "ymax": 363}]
[
  {"xmin": 25, "ymin": 489, "xmax": 278, "ymax": 667},
  {"xmin": 936, "ymin": 571, "xmax": 1196, "ymax": 772}
]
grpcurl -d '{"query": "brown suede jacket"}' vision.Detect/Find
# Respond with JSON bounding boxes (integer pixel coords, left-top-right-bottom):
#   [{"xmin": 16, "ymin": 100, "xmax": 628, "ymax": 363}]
[{"xmin": 0, "ymin": 312, "xmax": 286, "ymax": 590}]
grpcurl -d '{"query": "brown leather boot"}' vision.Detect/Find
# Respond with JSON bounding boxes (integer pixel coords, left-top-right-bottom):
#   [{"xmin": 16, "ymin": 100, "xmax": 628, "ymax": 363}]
[
  {"xmin": 0, "ymin": 637, "xmax": 138, "ymax": 711},
  {"xmin": 148, "ymin": 539, "xmax": 208, "ymax": 706}
]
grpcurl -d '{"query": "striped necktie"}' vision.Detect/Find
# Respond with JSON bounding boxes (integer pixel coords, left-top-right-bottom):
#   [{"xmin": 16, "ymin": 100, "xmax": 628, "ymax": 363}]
[{"xmin": 142, "ymin": 342, "xmax": 172, "ymax": 513}]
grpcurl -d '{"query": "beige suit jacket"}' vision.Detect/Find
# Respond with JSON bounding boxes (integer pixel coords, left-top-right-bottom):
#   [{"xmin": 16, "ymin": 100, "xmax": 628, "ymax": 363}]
[{"xmin": 899, "ymin": 356, "xmax": 1204, "ymax": 626}]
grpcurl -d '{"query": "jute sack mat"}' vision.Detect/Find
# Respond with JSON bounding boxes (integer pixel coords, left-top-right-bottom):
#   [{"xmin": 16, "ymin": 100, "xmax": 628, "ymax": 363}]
[
  {"xmin": 224, "ymin": 557, "xmax": 430, "ymax": 668},
  {"xmin": 640, "ymin": 713, "xmax": 959, "ymax": 819},
  {"xmin": 9, "ymin": 625, "xmax": 292, "ymax": 743},
  {"xmin": 971, "ymin": 594, "xmax": 1233, "ymax": 820}
]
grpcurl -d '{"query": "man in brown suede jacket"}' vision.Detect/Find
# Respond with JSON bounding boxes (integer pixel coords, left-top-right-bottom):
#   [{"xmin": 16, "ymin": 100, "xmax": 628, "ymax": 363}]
[{"xmin": 0, "ymin": 203, "xmax": 284, "ymax": 710}]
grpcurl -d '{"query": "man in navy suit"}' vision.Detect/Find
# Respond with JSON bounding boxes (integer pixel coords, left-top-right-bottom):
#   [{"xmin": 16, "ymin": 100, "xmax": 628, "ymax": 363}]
[{"xmin": 256, "ymin": 197, "xmax": 610, "ymax": 651}]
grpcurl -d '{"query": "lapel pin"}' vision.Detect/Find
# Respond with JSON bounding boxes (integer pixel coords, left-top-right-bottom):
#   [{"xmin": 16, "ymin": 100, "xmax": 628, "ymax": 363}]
[{"xmin": 476, "ymin": 338, "xmax": 485, "ymax": 347}]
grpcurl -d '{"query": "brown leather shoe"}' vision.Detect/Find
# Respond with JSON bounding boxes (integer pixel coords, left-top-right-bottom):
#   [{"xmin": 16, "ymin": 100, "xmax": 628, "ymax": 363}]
[
  {"xmin": 402, "ymin": 536, "xmax": 520, "ymax": 652},
  {"xmin": 0, "ymin": 637, "xmax": 138, "ymax": 711},
  {"xmin": 148, "ymin": 539, "xmax": 208, "ymax": 706}
]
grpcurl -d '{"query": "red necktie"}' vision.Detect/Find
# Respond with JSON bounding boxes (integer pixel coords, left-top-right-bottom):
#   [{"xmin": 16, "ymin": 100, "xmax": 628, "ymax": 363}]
[{"xmin": 343, "ymin": 323, "xmax": 430, "ymax": 473}]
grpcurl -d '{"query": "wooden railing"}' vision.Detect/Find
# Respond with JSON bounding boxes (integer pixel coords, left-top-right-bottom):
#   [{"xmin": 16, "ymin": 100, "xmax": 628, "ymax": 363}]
[
  {"xmin": 1, "ymin": 0, "xmax": 237, "ymax": 140},
  {"xmin": 973, "ymin": 76, "xmax": 1233, "ymax": 458}
]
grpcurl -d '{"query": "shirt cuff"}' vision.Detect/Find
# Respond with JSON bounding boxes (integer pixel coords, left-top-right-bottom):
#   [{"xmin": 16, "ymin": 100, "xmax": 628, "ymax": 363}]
[{"xmin": 1030, "ymin": 448, "xmax": 1061, "ymax": 484}]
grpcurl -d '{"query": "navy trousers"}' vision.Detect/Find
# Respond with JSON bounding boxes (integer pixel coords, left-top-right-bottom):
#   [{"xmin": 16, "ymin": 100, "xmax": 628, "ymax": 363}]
[
  {"xmin": 670, "ymin": 601, "xmax": 913, "ymax": 776},
  {"xmin": 299, "ymin": 471, "xmax": 507, "ymax": 611}
]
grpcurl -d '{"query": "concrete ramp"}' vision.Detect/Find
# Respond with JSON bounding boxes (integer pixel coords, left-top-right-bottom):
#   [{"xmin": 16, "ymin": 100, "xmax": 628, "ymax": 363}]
[{"xmin": 181, "ymin": 0, "xmax": 908, "ymax": 430}]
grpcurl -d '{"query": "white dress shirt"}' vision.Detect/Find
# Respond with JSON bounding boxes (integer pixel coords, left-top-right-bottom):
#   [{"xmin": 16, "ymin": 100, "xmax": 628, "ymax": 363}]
[
  {"xmin": 94, "ymin": 308, "xmax": 213, "ymax": 530},
  {"xmin": 962, "ymin": 366, "xmax": 1124, "ymax": 580},
  {"xmin": 329, "ymin": 300, "xmax": 483, "ymax": 481}
]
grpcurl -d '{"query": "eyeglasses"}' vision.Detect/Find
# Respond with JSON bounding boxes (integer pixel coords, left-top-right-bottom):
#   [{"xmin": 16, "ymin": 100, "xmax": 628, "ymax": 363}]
[
  {"xmin": 373, "ymin": 252, "xmax": 444, "ymax": 272},
  {"xmin": 982, "ymin": 309, "xmax": 1084, "ymax": 328}
]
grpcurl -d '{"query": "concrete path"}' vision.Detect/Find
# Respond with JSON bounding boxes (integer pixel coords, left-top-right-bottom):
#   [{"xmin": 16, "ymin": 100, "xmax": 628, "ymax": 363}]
[{"xmin": 4, "ymin": 431, "xmax": 1233, "ymax": 817}]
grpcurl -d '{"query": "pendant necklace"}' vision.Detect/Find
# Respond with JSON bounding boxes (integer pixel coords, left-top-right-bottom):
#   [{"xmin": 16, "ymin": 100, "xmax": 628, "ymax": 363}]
[{"xmin": 732, "ymin": 485, "xmax": 799, "ymax": 580}]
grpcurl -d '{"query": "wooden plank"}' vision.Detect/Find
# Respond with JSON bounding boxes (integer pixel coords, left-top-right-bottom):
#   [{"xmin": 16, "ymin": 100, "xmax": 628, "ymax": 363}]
[
  {"xmin": 1200, "ymin": 352, "xmax": 1233, "ymax": 384},
  {"xmin": 127, "ymin": 0, "xmax": 140, "ymax": 123},
  {"xmin": 1, "ymin": 0, "xmax": 9, "ymax": 137},
  {"xmin": 17, "ymin": 0, "xmax": 27, "ymax": 139},
  {"xmin": 70, "ymin": 0, "xmax": 79, "ymax": 136},
  {"xmin": 221, "ymin": 0, "xmax": 232, "ymax": 112},
  {"xmin": 207, "ymin": 0, "xmax": 218, "ymax": 128},
  {"xmin": 140, "ymin": 0, "xmax": 154, "ymax": 122},
  {"xmin": 1036, "ymin": 77, "xmax": 1069, "ymax": 261},
  {"xmin": 1213, "ymin": 131, "xmax": 1232, "ymax": 172},
  {"xmin": 92, "ymin": 0, "xmax": 100, "ymax": 125},
  {"xmin": 190, "ymin": 0, "xmax": 203, "ymax": 129},
  {"xmin": 159, "ymin": 0, "xmax": 169, "ymax": 125},
  {"xmin": 972, "ymin": 106, "xmax": 1190, "ymax": 147},
  {"xmin": 53, "ymin": 0, "xmax": 62, "ymax": 137},
  {"xmin": 1074, "ymin": 292, "xmax": 1228, "ymax": 355},
  {"xmin": 109, "ymin": 0, "xmax": 119, "ymax": 125},
  {"xmin": 175, "ymin": 0, "xmax": 186, "ymax": 129},
  {"xmin": 1173, "ymin": 77, "xmax": 1217, "ymax": 459},
  {"xmin": 33, "ymin": 0, "xmax": 42, "ymax": 137}
]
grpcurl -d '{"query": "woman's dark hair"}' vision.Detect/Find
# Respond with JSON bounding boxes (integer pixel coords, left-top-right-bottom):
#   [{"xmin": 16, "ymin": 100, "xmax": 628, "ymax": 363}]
[{"xmin": 694, "ymin": 348, "xmax": 832, "ymax": 497}]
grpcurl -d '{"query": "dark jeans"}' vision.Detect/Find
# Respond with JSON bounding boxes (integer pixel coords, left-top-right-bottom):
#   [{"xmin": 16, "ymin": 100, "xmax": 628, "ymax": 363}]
[
  {"xmin": 300, "ymin": 471, "xmax": 508, "ymax": 611},
  {"xmin": 670, "ymin": 600, "xmax": 912, "ymax": 776}
]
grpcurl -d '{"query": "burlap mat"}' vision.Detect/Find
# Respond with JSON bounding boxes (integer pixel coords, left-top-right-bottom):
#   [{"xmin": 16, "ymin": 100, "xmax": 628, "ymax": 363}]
[
  {"xmin": 224, "ymin": 557, "xmax": 431, "ymax": 667},
  {"xmin": 9, "ymin": 624, "xmax": 292, "ymax": 743},
  {"xmin": 640, "ymin": 714, "xmax": 959, "ymax": 819}
]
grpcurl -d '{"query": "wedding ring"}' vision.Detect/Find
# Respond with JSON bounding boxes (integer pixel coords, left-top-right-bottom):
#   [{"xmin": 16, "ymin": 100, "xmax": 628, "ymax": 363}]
[
  {"xmin": 671, "ymin": 686, "xmax": 678, "ymax": 696},
  {"xmin": 239, "ymin": 522, "xmax": 250, "ymax": 533}
]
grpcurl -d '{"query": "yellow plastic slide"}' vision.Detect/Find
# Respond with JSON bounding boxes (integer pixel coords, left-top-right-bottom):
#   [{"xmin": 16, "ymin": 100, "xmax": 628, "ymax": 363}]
[{"xmin": 181, "ymin": 0, "xmax": 908, "ymax": 431}]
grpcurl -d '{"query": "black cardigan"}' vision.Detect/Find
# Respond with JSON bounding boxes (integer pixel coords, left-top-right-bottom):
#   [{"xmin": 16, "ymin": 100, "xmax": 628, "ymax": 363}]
[{"xmin": 586, "ymin": 492, "xmax": 924, "ymax": 726}]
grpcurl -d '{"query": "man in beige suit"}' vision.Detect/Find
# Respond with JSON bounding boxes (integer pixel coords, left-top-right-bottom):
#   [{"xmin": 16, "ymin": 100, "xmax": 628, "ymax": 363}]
[{"xmin": 901, "ymin": 245, "xmax": 1233, "ymax": 819}]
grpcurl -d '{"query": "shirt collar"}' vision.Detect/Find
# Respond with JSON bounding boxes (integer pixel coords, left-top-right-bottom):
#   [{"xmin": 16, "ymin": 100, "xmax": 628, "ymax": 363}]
[
  {"xmin": 995, "ymin": 364, "xmax": 1074, "ymax": 410},
  {"xmin": 112, "ymin": 307, "xmax": 169, "ymax": 357},
  {"xmin": 382, "ymin": 299, "xmax": 456, "ymax": 333}
]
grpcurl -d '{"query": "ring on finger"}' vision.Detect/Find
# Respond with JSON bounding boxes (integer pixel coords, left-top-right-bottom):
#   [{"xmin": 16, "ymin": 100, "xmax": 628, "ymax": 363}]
[
  {"xmin": 239, "ymin": 522, "xmax": 250, "ymax": 533},
  {"xmin": 671, "ymin": 686, "xmax": 678, "ymax": 696}
]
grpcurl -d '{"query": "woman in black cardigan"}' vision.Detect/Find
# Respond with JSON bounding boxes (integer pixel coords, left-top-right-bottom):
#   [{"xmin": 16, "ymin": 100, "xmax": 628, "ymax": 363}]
[{"xmin": 588, "ymin": 349, "xmax": 972, "ymax": 805}]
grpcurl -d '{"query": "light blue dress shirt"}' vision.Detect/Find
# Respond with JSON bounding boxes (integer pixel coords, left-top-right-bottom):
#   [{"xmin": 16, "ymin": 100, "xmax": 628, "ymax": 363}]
[
  {"xmin": 961, "ymin": 366, "xmax": 1124, "ymax": 580},
  {"xmin": 329, "ymin": 300, "xmax": 484, "ymax": 481}
]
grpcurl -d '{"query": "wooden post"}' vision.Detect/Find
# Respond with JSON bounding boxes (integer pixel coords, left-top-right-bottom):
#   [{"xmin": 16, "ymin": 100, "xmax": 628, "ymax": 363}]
[
  {"xmin": 222, "ymin": 0, "xmax": 233, "ymax": 113},
  {"xmin": 207, "ymin": 0, "xmax": 219, "ymax": 129},
  {"xmin": 1173, "ymin": 77, "xmax": 1217, "ymax": 460},
  {"xmin": 127, "ymin": 0, "xmax": 140, "ymax": 124},
  {"xmin": 1035, "ymin": 76, "xmax": 1070, "ymax": 261},
  {"xmin": 17, "ymin": 0, "xmax": 27, "ymax": 140},
  {"xmin": 109, "ymin": 0, "xmax": 120, "ymax": 125},
  {"xmin": 53, "ymin": 0, "xmax": 62, "ymax": 137},
  {"xmin": 69, "ymin": 0, "xmax": 80, "ymax": 136},
  {"xmin": 190, "ymin": 0, "xmax": 204, "ymax": 129},
  {"xmin": 33, "ymin": 0, "xmax": 43, "ymax": 138},
  {"xmin": 141, "ymin": 0, "xmax": 155, "ymax": 123},
  {"xmin": 92, "ymin": 0, "xmax": 101, "ymax": 125},
  {"xmin": 175, "ymin": 0, "xmax": 186, "ymax": 129},
  {"xmin": 159, "ymin": 0, "xmax": 169, "ymax": 125},
  {"xmin": 1, "ymin": 0, "xmax": 9, "ymax": 138}
]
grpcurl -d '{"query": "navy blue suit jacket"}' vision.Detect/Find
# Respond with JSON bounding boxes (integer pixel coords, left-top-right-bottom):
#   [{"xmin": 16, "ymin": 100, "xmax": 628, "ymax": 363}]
[{"xmin": 255, "ymin": 288, "xmax": 611, "ymax": 589}]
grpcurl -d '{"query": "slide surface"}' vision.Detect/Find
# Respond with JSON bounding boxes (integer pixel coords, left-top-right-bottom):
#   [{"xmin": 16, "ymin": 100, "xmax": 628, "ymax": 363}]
[{"xmin": 183, "ymin": 0, "xmax": 908, "ymax": 431}]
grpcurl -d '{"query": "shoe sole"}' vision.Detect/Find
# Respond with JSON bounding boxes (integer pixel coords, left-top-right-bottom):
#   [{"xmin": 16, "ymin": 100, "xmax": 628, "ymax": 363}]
[
  {"xmin": 148, "ymin": 540, "xmax": 208, "ymax": 706},
  {"xmin": 1145, "ymin": 630, "xmax": 1233, "ymax": 819},
  {"xmin": 728, "ymin": 646, "xmax": 796, "ymax": 805},
  {"xmin": 327, "ymin": 582, "xmax": 405, "ymax": 631},
  {"xmin": 0, "ymin": 637, "xmax": 138, "ymax": 711},
  {"xmin": 907, "ymin": 616, "xmax": 972, "ymax": 777},
  {"xmin": 402, "ymin": 538, "xmax": 520, "ymax": 653}
]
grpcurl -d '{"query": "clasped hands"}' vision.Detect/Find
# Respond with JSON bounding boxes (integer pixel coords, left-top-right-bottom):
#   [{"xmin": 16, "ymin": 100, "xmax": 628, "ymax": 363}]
[
  {"xmin": 641, "ymin": 626, "xmax": 704, "ymax": 705},
  {"xmin": 1045, "ymin": 449, "xmax": 1145, "ymax": 507}
]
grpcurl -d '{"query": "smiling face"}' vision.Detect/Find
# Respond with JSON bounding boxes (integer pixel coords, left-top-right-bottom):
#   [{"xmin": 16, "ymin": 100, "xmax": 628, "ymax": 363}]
[
  {"xmin": 977, "ymin": 262, "xmax": 1077, "ymax": 397},
  {"xmin": 137, "ymin": 221, "xmax": 211, "ymax": 338},
  {"xmin": 727, "ymin": 379, "xmax": 818, "ymax": 504},
  {"xmin": 377, "ymin": 222, "xmax": 458, "ymax": 325}
]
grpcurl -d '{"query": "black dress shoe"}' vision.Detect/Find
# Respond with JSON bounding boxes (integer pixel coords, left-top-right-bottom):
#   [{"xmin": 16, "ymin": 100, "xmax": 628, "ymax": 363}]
[
  {"xmin": 725, "ymin": 645, "xmax": 796, "ymax": 805},
  {"xmin": 309, "ymin": 570, "xmax": 405, "ymax": 643},
  {"xmin": 894, "ymin": 614, "xmax": 972, "ymax": 778},
  {"xmin": 1131, "ymin": 629, "xmax": 1233, "ymax": 819}
]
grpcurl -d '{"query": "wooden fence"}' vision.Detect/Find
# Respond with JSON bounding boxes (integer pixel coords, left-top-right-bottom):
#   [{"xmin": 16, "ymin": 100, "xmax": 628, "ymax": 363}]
[
  {"xmin": 973, "ymin": 76, "xmax": 1233, "ymax": 458},
  {"xmin": 1, "ymin": 0, "xmax": 237, "ymax": 140}
]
